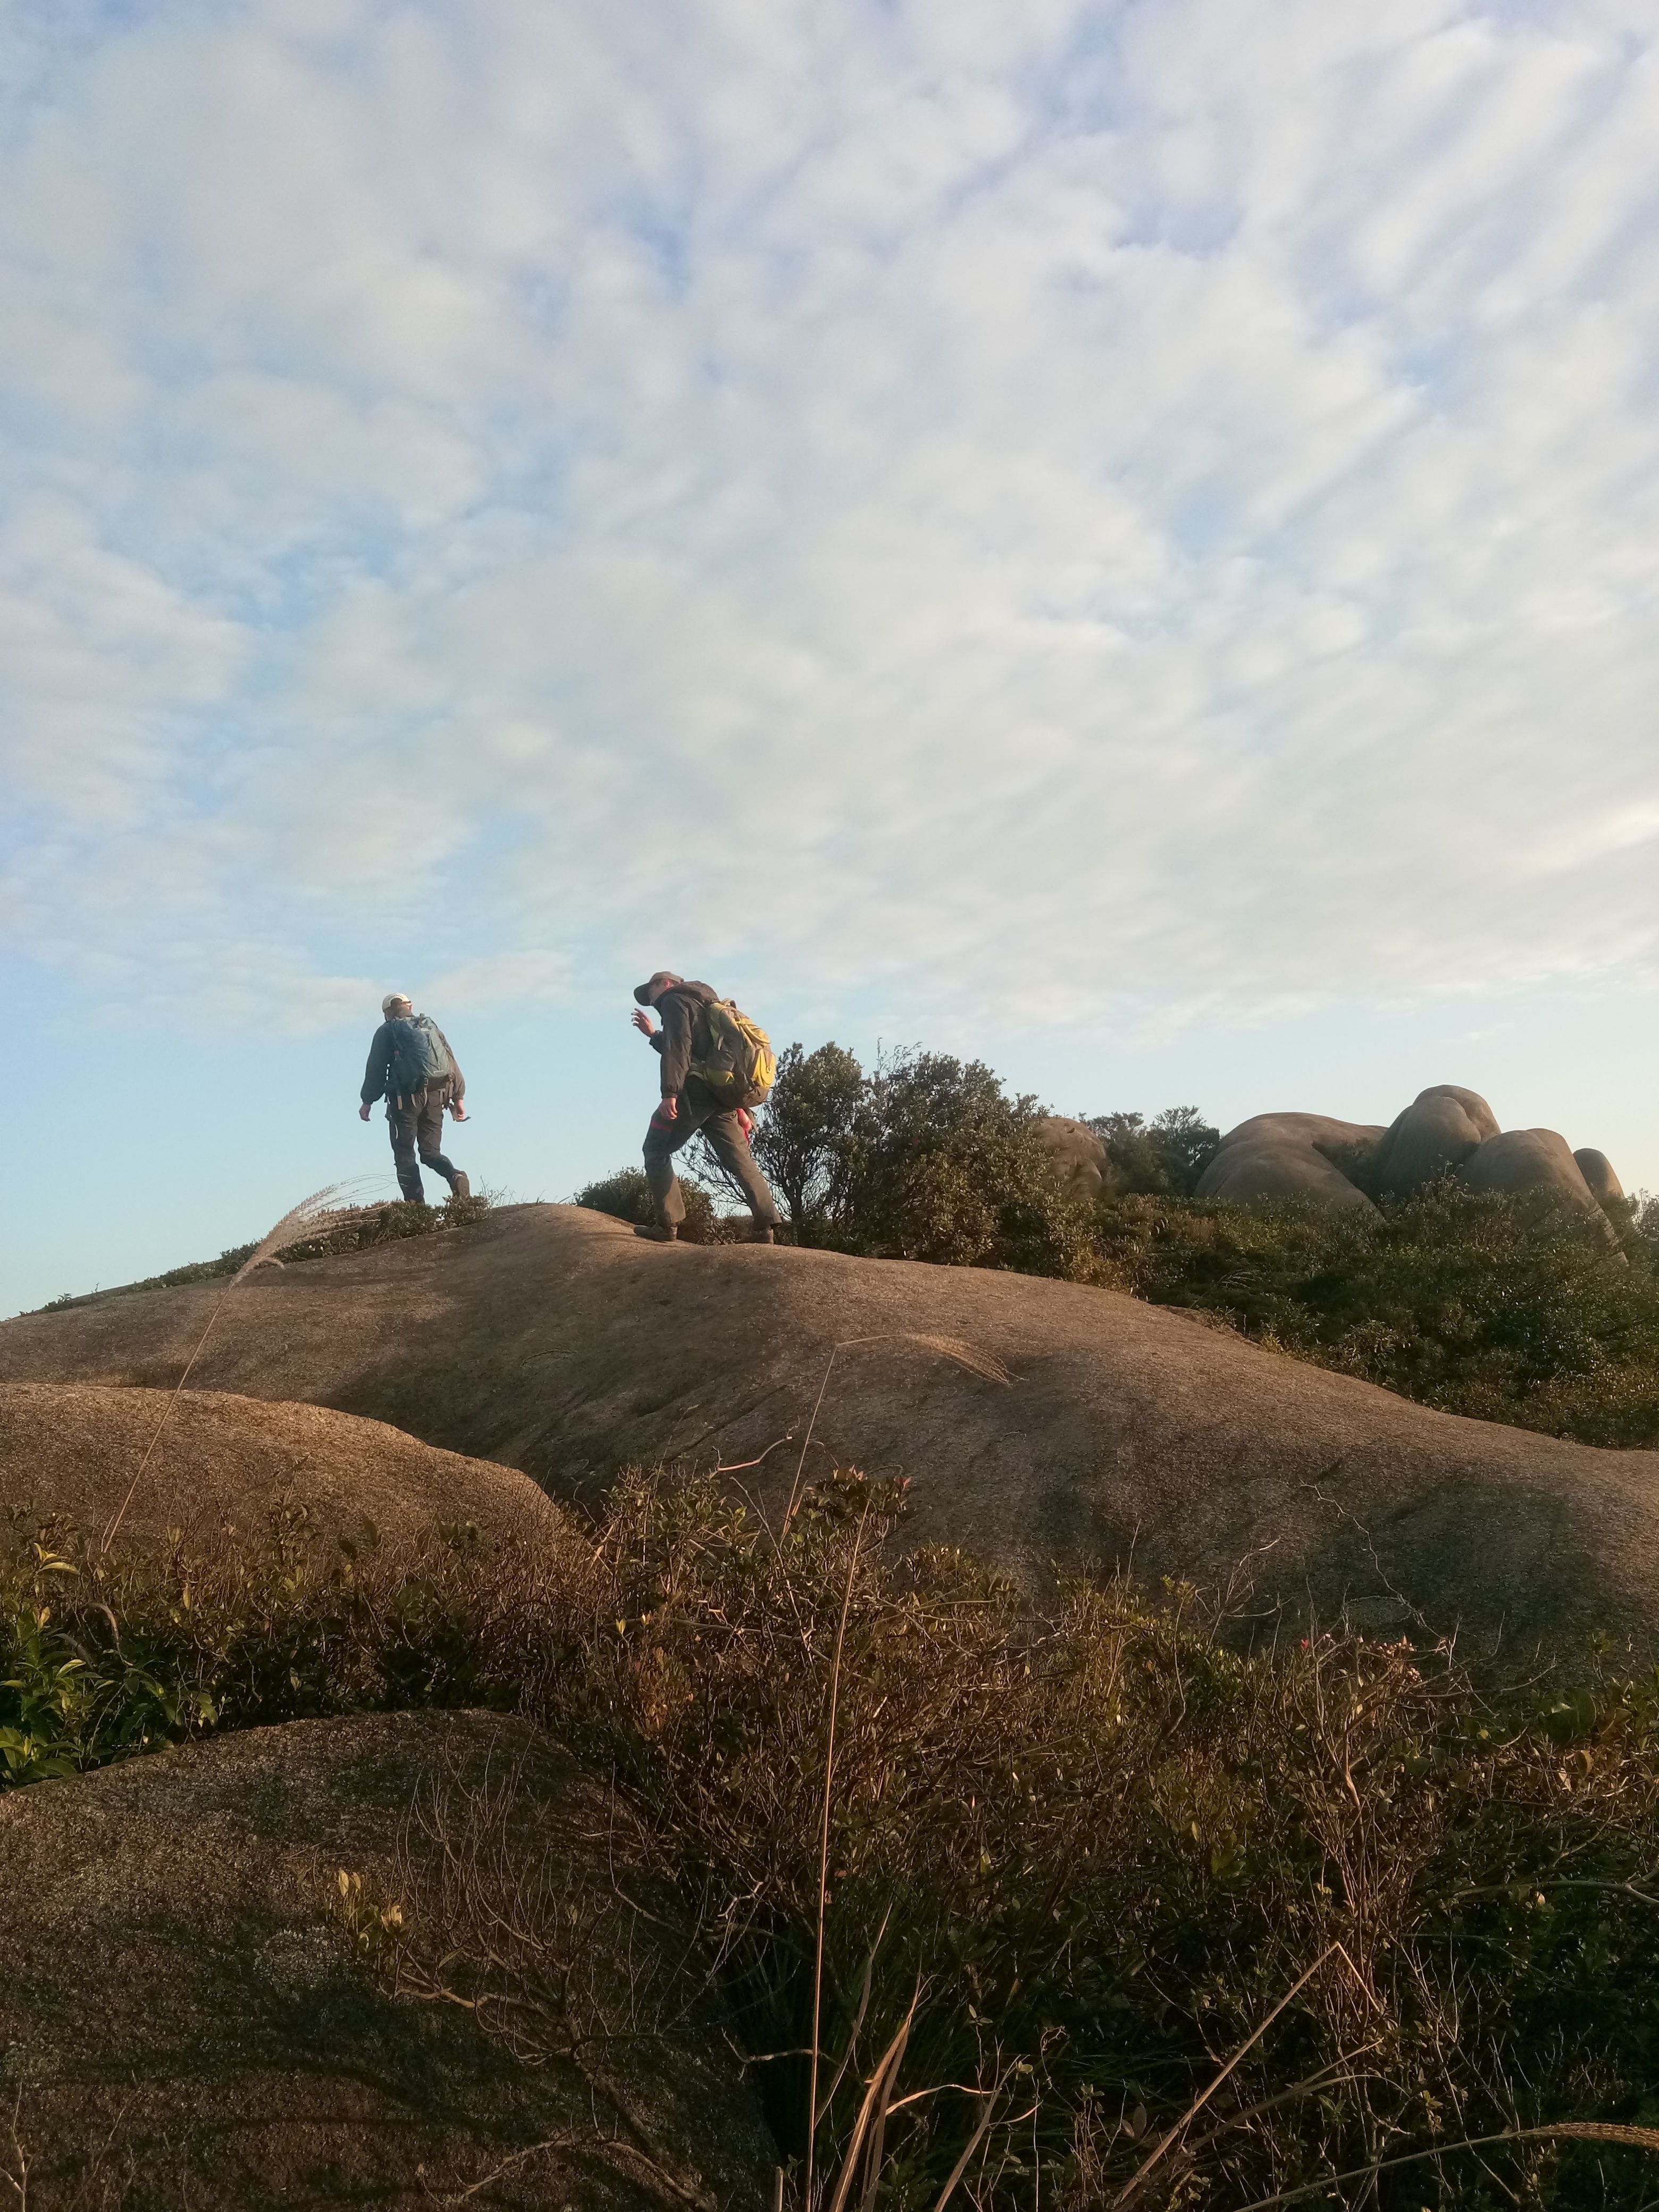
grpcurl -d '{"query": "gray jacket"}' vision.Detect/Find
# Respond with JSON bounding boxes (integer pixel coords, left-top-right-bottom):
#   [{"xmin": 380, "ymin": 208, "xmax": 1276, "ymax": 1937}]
[{"xmin": 649, "ymin": 980, "xmax": 719, "ymax": 1099}]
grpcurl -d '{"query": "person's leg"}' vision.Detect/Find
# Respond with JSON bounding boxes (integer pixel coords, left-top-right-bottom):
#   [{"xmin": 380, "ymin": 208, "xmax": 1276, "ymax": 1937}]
[
  {"xmin": 387, "ymin": 1099, "xmax": 425, "ymax": 1202},
  {"xmin": 642, "ymin": 1101, "xmax": 698, "ymax": 1227},
  {"xmin": 415, "ymin": 1088, "xmax": 465, "ymax": 1194},
  {"xmin": 701, "ymin": 1109, "xmax": 784, "ymax": 1227}
]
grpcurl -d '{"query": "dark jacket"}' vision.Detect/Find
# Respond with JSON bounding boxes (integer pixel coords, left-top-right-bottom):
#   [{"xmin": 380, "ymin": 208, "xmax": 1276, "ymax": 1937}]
[
  {"xmin": 649, "ymin": 980, "xmax": 718, "ymax": 1099},
  {"xmin": 361, "ymin": 1016, "xmax": 466, "ymax": 1108}
]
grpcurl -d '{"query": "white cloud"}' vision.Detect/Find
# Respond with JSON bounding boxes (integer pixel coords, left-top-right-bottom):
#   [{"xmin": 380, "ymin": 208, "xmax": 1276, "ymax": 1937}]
[{"xmin": 2, "ymin": 0, "xmax": 1658, "ymax": 1036}]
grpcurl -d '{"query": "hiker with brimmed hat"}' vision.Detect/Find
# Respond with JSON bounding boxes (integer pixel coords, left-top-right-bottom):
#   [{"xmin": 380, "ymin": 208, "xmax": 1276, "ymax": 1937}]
[
  {"xmin": 631, "ymin": 971, "xmax": 782, "ymax": 1243},
  {"xmin": 358, "ymin": 992, "xmax": 471, "ymax": 1205}
]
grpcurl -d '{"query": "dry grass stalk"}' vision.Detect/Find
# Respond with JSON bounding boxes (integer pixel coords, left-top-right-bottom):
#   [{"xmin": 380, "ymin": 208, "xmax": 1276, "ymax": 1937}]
[
  {"xmin": 1233, "ymin": 2120, "xmax": 1659, "ymax": 2209},
  {"xmin": 824, "ymin": 1992, "xmax": 918, "ymax": 2212},
  {"xmin": 1110, "ymin": 1947, "xmax": 1340, "ymax": 2206},
  {"xmin": 780, "ymin": 1333, "xmax": 1008, "ymax": 1537},
  {"xmin": 804, "ymin": 1504, "xmax": 871, "ymax": 2210},
  {"xmin": 96, "ymin": 1179, "xmax": 376, "ymax": 1556}
]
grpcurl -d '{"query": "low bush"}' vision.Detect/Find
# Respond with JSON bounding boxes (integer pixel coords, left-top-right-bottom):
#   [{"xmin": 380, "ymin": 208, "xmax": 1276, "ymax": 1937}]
[
  {"xmin": 1087, "ymin": 1105, "xmax": 1222, "ymax": 1196},
  {"xmin": 574, "ymin": 1164, "xmax": 718, "ymax": 1239},
  {"xmin": 6, "ymin": 1474, "xmax": 1659, "ymax": 2207},
  {"xmin": 31, "ymin": 1192, "xmax": 493, "ymax": 1312},
  {"xmin": 1092, "ymin": 1182, "xmax": 1659, "ymax": 1446},
  {"xmin": 747, "ymin": 1043, "xmax": 1659, "ymax": 1446},
  {"xmin": 754, "ymin": 1044, "xmax": 1094, "ymax": 1275}
]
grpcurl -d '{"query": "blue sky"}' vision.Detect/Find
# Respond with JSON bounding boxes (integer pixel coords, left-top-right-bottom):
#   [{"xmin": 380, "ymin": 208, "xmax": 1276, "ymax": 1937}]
[{"xmin": 3, "ymin": 0, "xmax": 1658, "ymax": 1313}]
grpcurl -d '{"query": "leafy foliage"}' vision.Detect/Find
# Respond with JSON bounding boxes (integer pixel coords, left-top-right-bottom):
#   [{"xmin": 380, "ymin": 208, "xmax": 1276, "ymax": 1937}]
[
  {"xmin": 0, "ymin": 1500, "xmax": 589, "ymax": 1786},
  {"xmin": 1093, "ymin": 1181, "xmax": 1659, "ymax": 1445},
  {"xmin": 1086, "ymin": 1105, "xmax": 1222, "ymax": 1196},
  {"xmin": 573, "ymin": 1164, "xmax": 718, "ymax": 1239},
  {"xmin": 752, "ymin": 1041, "xmax": 866, "ymax": 1227},
  {"xmin": 753, "ymin": 1044, "xmax": 1094, "ymax": 1275}
]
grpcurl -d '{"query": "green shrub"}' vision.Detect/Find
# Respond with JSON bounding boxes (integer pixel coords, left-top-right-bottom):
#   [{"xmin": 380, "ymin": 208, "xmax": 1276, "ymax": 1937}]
[
  {"xmin": 574, "ymin": 1165, "xmax": 717, "ymax": 1239},
  {"xmin": 1093, "ymin": 1182, "xmax": 1659, "ymax": 1445},
  {"xmin": 754, "ymin": 1044, "xmax": 1095, "ymax": 1275},
  {"xmin": 752, "ymin": 1041, "xmax": 866, "ymax": 1229},
  {"xmin": 0, "ymin": 1499, "xmax": 598, "ymax": 1786},
  {"xmin": 1087, "ymin": 1105, "xmax": 1221, "ymax": 1195}
]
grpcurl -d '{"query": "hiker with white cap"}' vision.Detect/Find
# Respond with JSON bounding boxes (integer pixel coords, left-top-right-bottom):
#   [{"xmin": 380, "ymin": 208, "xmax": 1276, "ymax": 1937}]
[
  {"xmin": 631, "ymin": 971, "xmax": 783, "ymax": 1243},
  {"xmin": 358, "ymin": 993, "xmax": 471, "ymax": 1205}
]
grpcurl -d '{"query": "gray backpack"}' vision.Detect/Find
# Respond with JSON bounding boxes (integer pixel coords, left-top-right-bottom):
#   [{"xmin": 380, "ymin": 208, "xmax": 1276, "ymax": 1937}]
[{"xmin": 386, "ymin": 1013, "xmax": 453, "ymax": 1097}]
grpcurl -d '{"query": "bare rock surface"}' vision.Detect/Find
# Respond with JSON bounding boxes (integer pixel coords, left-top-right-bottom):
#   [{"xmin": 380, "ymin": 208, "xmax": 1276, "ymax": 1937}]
[
  {"xmin": 1375, "ymin": 1086, "xmax": 1499, "ymax": 1195},
  {"xmin": 4, "ymin": 1204, "xmax": 1658, "ymax": 1659},
  {"xmin": 0, "ymin": 1710, "xmax": 774, "ymax": 2209},
  {"xmin": 1201, "ymin": 1089, "xmax": 1626, "ymax": 1241},
  {"xmin": 1460, "ymin": 1128, "xmax": 1613, "ymax": 1228},
  {"xmin": 1575, "ymin": 1147, "xmax": 1627, "ymax": 1209},
  {"xmin": 1195, "ymin": 1113, "xmax": 1385, "ymax": 1217},
  {"xmin": 1033, "ymin": 1114, "xmax": 1112, "ymax": 1200},
  {"xmin": 0, "ymin": 1381, "xmax": 573, "ymax": 1555}
]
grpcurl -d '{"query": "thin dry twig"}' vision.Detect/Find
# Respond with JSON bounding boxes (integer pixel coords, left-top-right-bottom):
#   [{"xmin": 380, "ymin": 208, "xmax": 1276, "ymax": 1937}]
[
  {"xmin": 926, "ymin": 2074, "xmax": 1007, "ymax": 2212},
  {"xmin": 815, "ymin": 1909, "xmax": 894, "ymax": 2127},
  {"xmin": 780, "ymin": 1334, "xmax": 1009, "ymax": 1537},
  {"xmin": 1231, "ymin": 2121, "xmax": 1659, "ymax": 2210},
  {"xmin": 3, "ymin": 2088, "xmax": 26, "ymax": 2209},
  {"xmin": 1110, "ymin": 1947, "xmax": 1340, "ymax": 2207},
  {"xmin": 803, "ymin": 1506, "xmax": 871, "ymax": 2211}
]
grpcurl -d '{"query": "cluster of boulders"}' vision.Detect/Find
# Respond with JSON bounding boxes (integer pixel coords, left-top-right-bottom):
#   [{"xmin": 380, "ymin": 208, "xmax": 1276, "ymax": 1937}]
[
  {"xmin": 1194, "ymin": 1084, "xmax": 1624, "ymax": 1236},
  {"xmin": 1037, "ymin": 1086, "xmax": 1626, "ymax": 1239}
]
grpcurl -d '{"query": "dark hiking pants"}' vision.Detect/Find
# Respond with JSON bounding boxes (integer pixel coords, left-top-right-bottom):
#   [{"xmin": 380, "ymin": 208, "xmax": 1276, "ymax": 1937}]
[
  {"xmin": 387, "ymin": 1085, "xmax": 460, "ymax": 1203},
  {"xmin": 642, "ymin": 1077, "xmax": 782, "ymax": 1229}
]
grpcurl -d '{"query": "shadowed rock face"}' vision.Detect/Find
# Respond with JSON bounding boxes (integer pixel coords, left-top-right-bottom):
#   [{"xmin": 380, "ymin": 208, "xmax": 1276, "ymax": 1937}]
[
  {"xmin": 1462, "ymin": 1129, "xmax": 1616, "ymax": 1243},
  {"xmin": 1034, "ymin": 1115, "xmax": 1112, "ymax": 1200},
  {"xmin": 0, "ymin": 1711, "xmax": 775, "ymax": 2209},
  {"xmin": 4, "ymin": 1204, "xmax": 1658, "ymax": 1664},
  {"xmin": 1576, "ymin": 1148, "xmax": 1627, "ymax": 1209},
  {"xmin": 0, "ymin": 1381, "xmax": 574, "ymax": 1556},
  {"xmin": 1376, "ymin": 1087, "xmax": 1501, "ymax": 1196}
]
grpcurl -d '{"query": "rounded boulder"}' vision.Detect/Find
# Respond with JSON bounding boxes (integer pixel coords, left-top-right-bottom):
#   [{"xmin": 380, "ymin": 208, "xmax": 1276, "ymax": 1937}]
[
  {"xmin": 1458, "ymin": 1128, "xmax": 1613, "ymax": 1234},
  {"xmin": 0, "ymin": 1382, "xmax": 576, "ymax": 1558},
  {"xmin": 0, "ymin": 1711, "xmax": 776, "ymax": 2208},
  {"xmin": 1033, "ymin": 1115, "xmax": 1113, "ymax": 1202},
  {"xmin": 1574, "ymin": 1147, "xmax": 1626, "ymax": 1210},
  {"xmin": 1195, "ymin": 1113, "xmax": 1385, "ymax": 1216},
  {"xmin": 1375, "ymin": 1086, "xmax": 1499, "ymax": 1196}
]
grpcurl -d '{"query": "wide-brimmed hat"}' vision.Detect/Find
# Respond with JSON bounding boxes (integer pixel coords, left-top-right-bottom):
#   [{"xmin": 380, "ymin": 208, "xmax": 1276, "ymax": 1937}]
[{"xmin": 632, "ymin": 971, "xmax": 683, "ymax": 1006}]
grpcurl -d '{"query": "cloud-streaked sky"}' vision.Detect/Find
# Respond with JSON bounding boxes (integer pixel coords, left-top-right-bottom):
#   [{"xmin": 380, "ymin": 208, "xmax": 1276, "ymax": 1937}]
[{"xmin": 3, "ymin": 0, "xmax": 1658, "ymax": 1307}]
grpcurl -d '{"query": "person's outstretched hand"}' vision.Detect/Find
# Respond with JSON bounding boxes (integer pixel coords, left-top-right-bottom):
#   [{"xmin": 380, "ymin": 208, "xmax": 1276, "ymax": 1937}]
[
  {"xmin": 631, "ymin": 1008, "xmax": 655, "ymax": 1037},
  {"xmin": 358, "ymin": 1102, "xmax": 371, "ymax": 1122}
]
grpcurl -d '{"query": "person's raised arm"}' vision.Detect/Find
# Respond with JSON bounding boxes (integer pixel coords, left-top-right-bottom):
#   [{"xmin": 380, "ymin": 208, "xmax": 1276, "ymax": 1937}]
[{"xmin": 359, "ymin": 1022, "xmax": 391, "ymax": 1119}]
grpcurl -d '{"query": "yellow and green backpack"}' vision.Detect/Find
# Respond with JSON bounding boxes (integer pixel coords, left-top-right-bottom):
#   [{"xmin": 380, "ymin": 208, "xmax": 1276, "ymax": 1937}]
[{"xmin": 692, "ymin": 1000, "xmax": 777, "ymax": 1109}]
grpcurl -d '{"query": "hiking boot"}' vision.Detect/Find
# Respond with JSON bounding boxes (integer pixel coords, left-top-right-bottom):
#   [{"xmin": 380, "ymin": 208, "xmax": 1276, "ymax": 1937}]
[
  {"xmin": 450, "ymin": 1170, "xmax": 472, "ymax": 1200},
  {"xmin": 633, "ymin": 1223, "xmax": 679, "ymax": 1243},
  {"xmin": 750, "ymin": 1224, "xmax": 777, "ymax": 1245}
]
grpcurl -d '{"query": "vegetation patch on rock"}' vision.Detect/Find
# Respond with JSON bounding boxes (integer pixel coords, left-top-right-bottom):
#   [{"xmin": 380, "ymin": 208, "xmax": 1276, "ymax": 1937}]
[{"xmin": 7, "ymin": 1471, "xmax": 1659, "ymax": 2207}]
